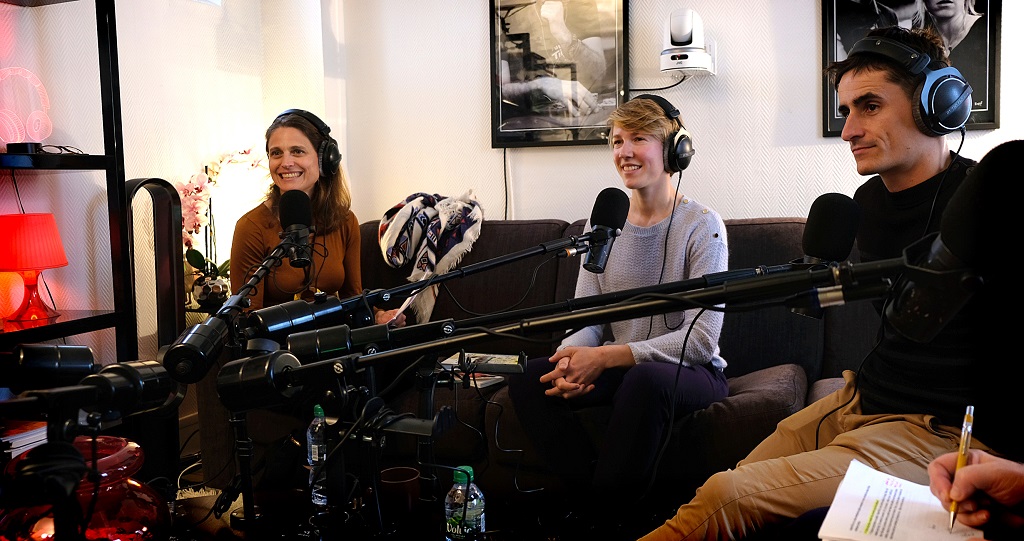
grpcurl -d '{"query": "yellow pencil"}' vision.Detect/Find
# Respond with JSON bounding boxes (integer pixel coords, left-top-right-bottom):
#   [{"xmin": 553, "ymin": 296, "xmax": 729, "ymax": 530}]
[{"xmin": 949, "ymin": 405, "xmax": 974, "ymax": 532}]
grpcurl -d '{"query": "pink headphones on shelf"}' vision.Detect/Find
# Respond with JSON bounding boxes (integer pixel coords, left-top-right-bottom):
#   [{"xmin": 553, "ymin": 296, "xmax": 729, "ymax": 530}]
[{"xmin": 0, "ymin": 67, "xmax": 53, "ymax": 146}]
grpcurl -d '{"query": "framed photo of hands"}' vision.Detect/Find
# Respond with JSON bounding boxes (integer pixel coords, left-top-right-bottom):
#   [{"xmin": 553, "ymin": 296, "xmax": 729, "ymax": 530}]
[
  {"xmin": 822, "ymin": 0, "xmax": 1000, "ymax": 137},
  {"xmin": 490, "ymin": 0, "xmax": 628, "ymax": 148}
]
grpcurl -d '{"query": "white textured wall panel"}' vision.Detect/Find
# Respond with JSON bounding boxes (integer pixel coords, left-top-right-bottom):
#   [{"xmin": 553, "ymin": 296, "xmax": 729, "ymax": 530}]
[{"xmin": 344, "ymin": 0, "xmax": 1024, "ymax": 226}]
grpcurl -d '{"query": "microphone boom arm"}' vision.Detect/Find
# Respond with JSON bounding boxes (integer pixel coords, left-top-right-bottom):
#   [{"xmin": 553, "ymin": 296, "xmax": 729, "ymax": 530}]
[
  {"xmin": 347, "ymin": 257, "xmax": 907, "ymax": 370},
  {"xmin": 256, "ymin": 233, "xmax": 595, "ymax": 337}
]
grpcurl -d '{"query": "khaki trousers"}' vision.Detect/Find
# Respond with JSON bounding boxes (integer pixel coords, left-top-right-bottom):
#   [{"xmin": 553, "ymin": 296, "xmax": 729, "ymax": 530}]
[{"xmin": 639, "ymin": 370, "xmax": 984, "ymax": 541}]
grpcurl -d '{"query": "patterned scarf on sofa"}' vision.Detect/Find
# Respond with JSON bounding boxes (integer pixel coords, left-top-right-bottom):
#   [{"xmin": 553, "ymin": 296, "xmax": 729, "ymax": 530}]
[{"xmin": 378, "ymin": 190, "xmax": 483, "ymax": 321}]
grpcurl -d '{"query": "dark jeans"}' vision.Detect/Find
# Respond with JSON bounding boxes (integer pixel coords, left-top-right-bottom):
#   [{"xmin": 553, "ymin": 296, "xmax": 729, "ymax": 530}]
[{"xmin": 508, "ymin": 355, "xmax": 728, "ymax": 495}]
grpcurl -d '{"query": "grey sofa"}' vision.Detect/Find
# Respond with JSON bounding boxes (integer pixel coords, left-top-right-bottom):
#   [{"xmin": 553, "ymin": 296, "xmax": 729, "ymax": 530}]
[{"xmin": 359, "ymin": 217, "xmax": 880, "ymax": 507}]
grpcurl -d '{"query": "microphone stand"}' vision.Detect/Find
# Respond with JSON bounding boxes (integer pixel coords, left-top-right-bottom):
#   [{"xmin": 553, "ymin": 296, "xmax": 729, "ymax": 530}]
[
  {"xmin": 227, "ymin": 412, "xmax": 260, "ymax": 530},
  {"xmin": 354, "ymin": 233, "xmax": 597, "ymax": 321},
  {"xmin": 454, "ymin": 263, "xmax": 801, "ymax": 330},
  {"xmin": 161, "ymin": 242, "xmax": 296, "ymax": 530}
]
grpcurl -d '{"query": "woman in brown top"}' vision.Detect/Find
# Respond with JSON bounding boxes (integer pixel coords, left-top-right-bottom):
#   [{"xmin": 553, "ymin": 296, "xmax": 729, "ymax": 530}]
[{"xmin": 230, "ymin": 109, "xmax": 405, "ymax": 326}]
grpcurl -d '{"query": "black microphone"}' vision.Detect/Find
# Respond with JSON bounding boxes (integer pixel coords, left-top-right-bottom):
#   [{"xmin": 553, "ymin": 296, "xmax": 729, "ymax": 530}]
[
  {"xmin": 279, "ymin": 190, "xmax": 313, "ymax": 268},
  {"xmin": 244, "ymin": 292, "xmax": 349, "ymax": 344},
  {"xmin": 583, "ymin": 187, "xmax": 630, "ymax": 274},
  {"xmin": 159, "ymin": 311, "xmax": 234, "ymax": 384},
  {"xmin": 1, "ymin": 345, "xmax": 97, "ymax": 393},
  {"xmin": 801, "ymin": 193, "xmax": 861, "ymax": 264},
  {"xmin": 77, "ymin": 360, "xmax": 184, "ymax": 418},
  {"xmin": 883, "ymin": 141, "xmax": 1004, "ymax": 343},
  {"xmin": 790, "ymin": 193, "xmax": 862, "ymax": 319},
  {"xmin": 286, "ymin": 319, "xmax": 456, "ymax": 362}
]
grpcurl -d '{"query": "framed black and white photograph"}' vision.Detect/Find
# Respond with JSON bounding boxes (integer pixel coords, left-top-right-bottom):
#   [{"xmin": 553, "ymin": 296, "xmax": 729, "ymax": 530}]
[
  {"xmin": 490, "ymin": 0, "xmax": 628, "ymax": 148},
  {"xmin": 822, "ymin": 0, "xmax": 1000, "ymax": 137}
]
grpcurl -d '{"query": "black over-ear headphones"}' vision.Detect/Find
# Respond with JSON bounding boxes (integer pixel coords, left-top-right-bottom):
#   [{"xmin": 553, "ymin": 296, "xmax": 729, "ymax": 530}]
[
  {"xmin": 631, "ymin": 93, "xmax": 694, "ymax": 173},
  {"xmin": 848, "ymin": 36, "xmax": 972, "ymax": 136},
  {"xmin": 275, "ymin": 109, "xmax": 342, "ymax": 176}
]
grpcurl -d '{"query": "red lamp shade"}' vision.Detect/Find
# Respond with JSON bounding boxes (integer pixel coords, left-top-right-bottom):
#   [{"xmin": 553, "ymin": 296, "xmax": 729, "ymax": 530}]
[{"xmin": 0, "ymin": 213, "xmax": 69, "ymax": 323}]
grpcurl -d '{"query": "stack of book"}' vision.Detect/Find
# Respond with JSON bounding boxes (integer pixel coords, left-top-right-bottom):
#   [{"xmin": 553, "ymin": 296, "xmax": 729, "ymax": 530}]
[{"xmin": 1, "ymin": 419, "xmax": 48, "ymax": 465}]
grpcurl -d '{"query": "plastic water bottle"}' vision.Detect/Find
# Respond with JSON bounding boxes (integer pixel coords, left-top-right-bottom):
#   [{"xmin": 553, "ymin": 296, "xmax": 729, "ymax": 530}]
[
  {"xmin": 307, "ymin": 404, "xmax": 328, "ymax": 509},
  {"xmin": 444, "ymin": 465, "xmax": 485, "ymax": 540}
]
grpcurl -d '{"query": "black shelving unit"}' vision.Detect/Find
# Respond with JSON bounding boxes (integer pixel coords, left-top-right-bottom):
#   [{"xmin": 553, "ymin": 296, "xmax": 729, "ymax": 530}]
[
  {"xmin": 0, "ymin": 0, "xmax": 135, "ymax": 362},
  {"xmin": 1, "ymin": 0, "xmax": 189, "ymax": 484}
]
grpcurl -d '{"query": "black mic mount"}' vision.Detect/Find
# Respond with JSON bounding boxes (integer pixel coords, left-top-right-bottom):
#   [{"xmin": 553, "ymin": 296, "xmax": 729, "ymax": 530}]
[
  {"xmin": 0, "ymin": 344, "xmax": 98, "ymax": 394},
  {"xmin": 214, "ymin": 349, "xmax": 451, "ymax": 438},
  {"xmin": 160, "ymin": 240, "xmax": 293, "ymax": 384},
  {"xmin": 212, "ymin": 349, "xmax": 455, "ymax": 532},
  {"xmin": 286, "ymin": 319, "xmax": 457, "ymax": 363}
]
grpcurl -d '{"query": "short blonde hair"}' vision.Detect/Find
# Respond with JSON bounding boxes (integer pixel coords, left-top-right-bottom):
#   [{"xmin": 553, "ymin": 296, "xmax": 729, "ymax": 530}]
[{"xmin": 606, "ymin": 98, "xmax": 680, "ymax": 148}]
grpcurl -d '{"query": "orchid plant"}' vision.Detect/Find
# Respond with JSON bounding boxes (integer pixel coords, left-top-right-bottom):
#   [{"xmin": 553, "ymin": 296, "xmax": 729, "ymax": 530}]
[{"xmin": 175, "ymin": 148, "xmax": 265, "ymax": 293}]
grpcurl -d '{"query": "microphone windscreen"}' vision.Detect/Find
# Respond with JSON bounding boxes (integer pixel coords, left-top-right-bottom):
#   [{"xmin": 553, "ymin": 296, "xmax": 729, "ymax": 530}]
[
  {"xmin": 590, "ymin": 187, "xmax": 630, "ymax": 229},
  {"xmin": 279, "ymin": 190, "xmax": 312, "ymax": 229},
  {"xmin": 803, "ymin": 193, "xmax": 861, "ymax": 262},
  {"xmin": 940, "ymin": 142, "xmax": 1017, "ymax": 265}
]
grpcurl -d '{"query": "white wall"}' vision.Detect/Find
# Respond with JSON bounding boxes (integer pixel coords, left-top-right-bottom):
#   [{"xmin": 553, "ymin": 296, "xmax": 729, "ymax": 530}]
[
  {"xmin": 1, "ymin": 0, "xmax": 1020, "ymax": 363},
  {"xmin": 344, "ymin": 0, "xmax": 1024, "ymax": 225}
]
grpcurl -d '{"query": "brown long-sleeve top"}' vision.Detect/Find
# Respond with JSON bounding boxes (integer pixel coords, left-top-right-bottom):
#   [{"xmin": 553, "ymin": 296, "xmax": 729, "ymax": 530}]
[{"xmin": 229, "ymin": 203, "xmax": 362, "ymax": 310}]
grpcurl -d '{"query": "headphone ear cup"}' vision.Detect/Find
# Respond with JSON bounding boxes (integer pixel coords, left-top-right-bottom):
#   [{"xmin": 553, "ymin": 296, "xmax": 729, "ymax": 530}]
[
  {"xmin": 25, "ymin": 109, "xmax": 52, "ymax": 141},
  {"xmin": 911, "ymin": 80, "xmax": 932, "ymax": 135},
  {"xmin": 663, "ymin": 129, "xmax": 680, "ymax": 173},
  {"xmin": 673, "ymin": 127, "xmax": 694, "ymax": 172},
  {"xmin": 319, "ymin": 138, "xmax": 341, "ymax": 177},
  {"xmin": 0, "ymin": 109, "xmax": 26, "ymax": 145},
  {"xmin": 664, "ymin": 127, "xmax": 694, "ymax": 173},
  {"xmin": 916, "ymin": 67, "xmax": 973, "ymax": 136}
]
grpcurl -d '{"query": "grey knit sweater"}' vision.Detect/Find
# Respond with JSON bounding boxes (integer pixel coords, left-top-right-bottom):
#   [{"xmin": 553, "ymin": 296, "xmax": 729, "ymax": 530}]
[{"xmin": 560, "ymin": 196, "xmax": 729, "ymax": 369}]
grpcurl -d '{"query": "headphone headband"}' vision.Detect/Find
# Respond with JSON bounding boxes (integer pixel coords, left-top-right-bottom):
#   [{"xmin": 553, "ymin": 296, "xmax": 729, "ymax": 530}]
[
  {"xmin": 277, "ymin": 108, "xmax": 331, "ymax": 137},
  {"xmin": 848, "ymin": 36, "xmax": 933, "ymax": 74}
]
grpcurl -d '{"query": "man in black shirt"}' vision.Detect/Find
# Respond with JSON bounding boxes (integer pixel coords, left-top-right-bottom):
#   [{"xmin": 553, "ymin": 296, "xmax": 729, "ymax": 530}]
[{"xmin": 641, "ymin": 25, "xmax": 1013, "ymax": 540}]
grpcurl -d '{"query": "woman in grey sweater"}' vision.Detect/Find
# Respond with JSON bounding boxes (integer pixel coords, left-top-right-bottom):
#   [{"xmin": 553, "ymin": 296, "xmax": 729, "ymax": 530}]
[{"xmin": 508, "ymin": 95, "xmax": 729, "ymax": 513}]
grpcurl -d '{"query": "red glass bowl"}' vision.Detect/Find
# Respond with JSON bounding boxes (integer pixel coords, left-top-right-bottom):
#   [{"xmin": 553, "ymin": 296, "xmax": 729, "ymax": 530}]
[{"xmin": 0, "ymin": 435, "xmax": 170, "ymax": 541}]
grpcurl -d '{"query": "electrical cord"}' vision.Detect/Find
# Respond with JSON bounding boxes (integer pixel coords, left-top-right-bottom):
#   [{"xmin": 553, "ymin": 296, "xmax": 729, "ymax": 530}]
[
  {"xmin": 503, "ymin": 147, "xmax": 510, "ymax": 220},
  {"xmin": 629, "ymin": 75, "xmax": 689, "ymax": 93},
  {"xmin": 640, "ymin": 308, "xmax": 703, "ymax": 501},
  {"xmin": 439, "ymin": 254, "xmax": 556, "ymax": 317},
  {"xmin": 645, "ymin": 171, "xmax": 683, "ymax": 340}
]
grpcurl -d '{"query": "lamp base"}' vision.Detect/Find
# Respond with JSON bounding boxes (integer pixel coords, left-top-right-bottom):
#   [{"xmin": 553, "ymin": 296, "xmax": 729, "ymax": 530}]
[{"xmin": 7, "ymin": 270, "xmax": 61, "ymax": 323}]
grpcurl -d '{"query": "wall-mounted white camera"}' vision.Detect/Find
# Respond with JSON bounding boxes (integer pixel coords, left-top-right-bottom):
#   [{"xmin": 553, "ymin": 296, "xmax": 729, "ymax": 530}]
[{"xmin": 660, "ymin": 8, "xmax": 716, "ymax": 75}]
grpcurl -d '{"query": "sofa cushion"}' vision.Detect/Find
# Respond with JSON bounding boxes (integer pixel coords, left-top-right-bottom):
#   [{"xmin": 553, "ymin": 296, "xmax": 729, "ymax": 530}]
[
  {"xmin": 651, "ymin": 363, "xmax": 807, "ymax": 497},
  {"xmin": 718, "ymin": 218, "xmax": 825, "ymax": 381},
  {"xmin": 807, "ymin": 376, "xmax": 845, "ymax": 405}
]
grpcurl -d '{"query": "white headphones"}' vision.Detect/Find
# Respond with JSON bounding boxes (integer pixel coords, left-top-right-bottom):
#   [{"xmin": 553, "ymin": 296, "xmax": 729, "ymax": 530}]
[{"xmin": 0, "ymin": 67, "xmax": 52, "ymax": 146}]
